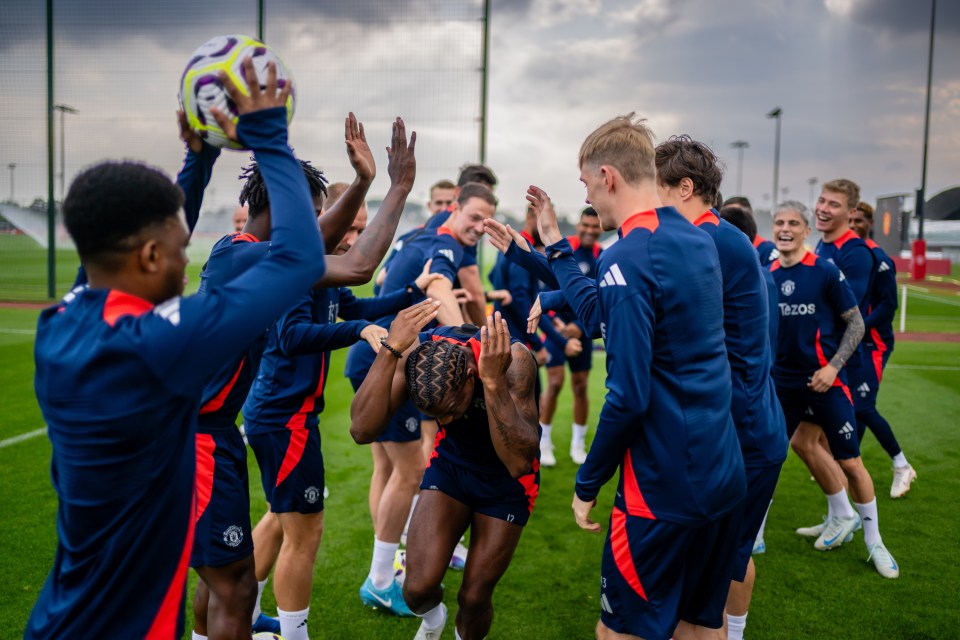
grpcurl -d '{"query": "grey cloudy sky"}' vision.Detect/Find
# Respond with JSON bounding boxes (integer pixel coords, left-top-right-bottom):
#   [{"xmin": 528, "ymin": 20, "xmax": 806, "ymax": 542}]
[{"xmin": 0, "ymin": 0, "xmax": 957, "ymax": 223}]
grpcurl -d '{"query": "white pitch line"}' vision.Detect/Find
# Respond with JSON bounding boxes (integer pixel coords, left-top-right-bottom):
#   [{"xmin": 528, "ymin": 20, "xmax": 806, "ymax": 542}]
[
  {"xmin": 0, "ymin": 328, "xmax": 36, "ymax": 335},
  {"xmin": 0, "ymin": 427, "xmax": 47, "ymax": 449},
  {"xmin": 887, "ymin": 364, "xmax": 960, "ymax": 372}
]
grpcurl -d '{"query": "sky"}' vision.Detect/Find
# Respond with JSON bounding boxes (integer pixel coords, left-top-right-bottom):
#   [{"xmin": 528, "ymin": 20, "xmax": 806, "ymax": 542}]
[{"xmin": 0, "ymin": 0, "xmax": 957, "ymax": 225}]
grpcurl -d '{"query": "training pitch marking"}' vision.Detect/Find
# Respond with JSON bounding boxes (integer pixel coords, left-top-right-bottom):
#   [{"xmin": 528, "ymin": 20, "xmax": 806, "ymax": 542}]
[{"xmin": 0, "ymin": 428, "xmax": 47, "ymax": 449}]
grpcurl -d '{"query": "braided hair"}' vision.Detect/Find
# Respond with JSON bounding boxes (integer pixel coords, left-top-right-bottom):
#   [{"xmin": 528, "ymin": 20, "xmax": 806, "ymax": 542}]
[
  {"xmin": 238, "ymin": 157, "xmax": 328, "ymax": 217},
  {"xmin": 405, "ymin": 340, "xmax": 470, "ymax": 413}
]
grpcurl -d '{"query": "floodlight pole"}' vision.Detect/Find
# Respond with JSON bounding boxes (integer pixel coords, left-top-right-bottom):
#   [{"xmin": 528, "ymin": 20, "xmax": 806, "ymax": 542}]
[
  {"xmin": 917, "ymin": 0, "xmax": 936, "ymax": 240},
  {"xmin": 479, "ymin": 0, "xmax": 490, "ymax": 165},
  {"xmin": 46, "ymin": 0, "xmax": 55, "ymax": 298},
  {"xmin": 730, "ymin": 141, "xmax": 748, "ymax": 196},
  {"xmin": 7, "ymin": 163, "xmax": 15, "ymax": 203},
  {"xmin": 258, "ymin": 0, "xmax": 265, "ymax": 41},
  {"xmin": 767, "ymin": 108, "xmax": 782, "ymax": 211},
  {"xmin": 54, "ymin": 104, "xmax": 79, "ymax": 204}
]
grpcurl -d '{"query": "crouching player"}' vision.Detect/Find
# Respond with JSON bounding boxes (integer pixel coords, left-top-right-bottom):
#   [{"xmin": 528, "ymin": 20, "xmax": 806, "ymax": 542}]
[
  {"xmin": 350, "ymin": 304, "xmax": 541, "ymax": 640},
  {"xmin": 770, "ymin": 202, "xmax": 899, "ymax": 578}
]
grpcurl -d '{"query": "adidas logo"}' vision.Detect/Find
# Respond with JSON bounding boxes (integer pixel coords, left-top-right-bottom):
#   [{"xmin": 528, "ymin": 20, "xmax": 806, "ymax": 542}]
[
  {"xmin": 838, "ymin": 270, "xmax": 846, "ymax": 282},
  {"xmin": 858, "ymin": 382, "xmax": 870, "ymax": 397},
  {"xmin": 154, "ymin": 297, "xmax": 182, "ymax": 326},
  {"xmin": 599, "ymin": 264, "xmax": 628, "ymax": 288},
  {"xmin": 879, "ymin": 261, "xmax": 890, "ymax": 272},
  {"xmin": 768, "ymin": 248, "xmax": 780, "ymax": 262},
  {"xmin": 601, "ymin": 593, "xmax": 614, "ymax": 614},
  {"xmin": 438, "ymin": 249, "xmax": 455, "ymax": 264},
  {"xmin": 839, "ymin": 422, "xmax": 854, "ymax": 440}
]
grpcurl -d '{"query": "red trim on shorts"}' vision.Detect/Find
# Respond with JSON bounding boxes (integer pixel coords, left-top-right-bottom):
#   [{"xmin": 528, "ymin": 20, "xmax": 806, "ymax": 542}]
[
  {"xmin": 693, "ymin": 210, "xmax": 720, "ymax": 227},
  {"xmin": 199, "ymin": 357, "xmax": 246, "ymax": 415},
  {"xmin": 622, "ymin": 452, "xmax": 655, "ymax": 519},
  {"xmin": 102, "ymin": 290, "xmax": 154, "ymax": 327},
  {"xmin": 518, "ymin": 458, "xmax": 540, "ymax": 513},
  {"xmin": 194, "ymin": 433, "xmax": 216, "ymax": 522},
  {"xmin": 426, "ymin": 426, "xmax": 446, "ymax": 469},
  {"xmin": 871, "ymin": 347, "xmax": 884, "ymax": 384},
  {"xmin": 145, "ymin": 492, "xmax": 196, "ymax": 640},
  {"xmin": 610, "ymin": 506, "xmax": 648, "ymax": 601},
  {"xmin": 620, "ymin": 210, "xmax": 659, "ymax": 237},
  {"xmin": 276, "ymin": 358, "xmax": 326, "ymax": 486}
]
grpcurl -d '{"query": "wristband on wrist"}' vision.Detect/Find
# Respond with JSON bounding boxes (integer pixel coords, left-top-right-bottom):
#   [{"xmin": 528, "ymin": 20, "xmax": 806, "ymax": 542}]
[{"xmin": 380, "ymin": 336, "xmax": 403, "ymax": 358}]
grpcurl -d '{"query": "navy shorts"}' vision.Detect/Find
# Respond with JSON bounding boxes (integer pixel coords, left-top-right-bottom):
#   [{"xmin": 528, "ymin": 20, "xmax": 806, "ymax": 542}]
[
  {"xmin": 777, "ymin": 384, "xmax": 860, "ymax": 460},
  {"xmin": 849, "ymin": 346, "xmax": 891, "ymax": 412},
  {"xmin": 247, "ymin": 426, "xmax": 325, "ymax": 514},
  {"xmin": 191, "ymin": 428, "xmax": 253, "ymax": 568},
  {"xmin": 599, "ymin": 505, "xmax": 743, "ymax": 640},
  {"xmin": 421, "ymin": 452, "xmax": 539, "ymax": 526},
  {"xmin": 348, "ymin": 373, "xmax": 421, "ymax": 443},
  {"xmin": 544, "ymin": 337, "xmax": 593, "ymax": 372},
  {"xmin": 732, "ymin": 463, "xmax": 782, "ymax": 581}
]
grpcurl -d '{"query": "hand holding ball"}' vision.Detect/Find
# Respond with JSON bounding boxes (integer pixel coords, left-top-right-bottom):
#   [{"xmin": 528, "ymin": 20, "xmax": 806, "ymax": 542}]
[{"xmin": 179, "ymin": 35, "xmax": 295, "ymax": 149}]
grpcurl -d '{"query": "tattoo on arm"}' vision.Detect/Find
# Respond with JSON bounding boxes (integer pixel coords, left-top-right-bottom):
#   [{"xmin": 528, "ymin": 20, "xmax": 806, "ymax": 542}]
[{"xmin": 830, "ymin": 306, "xmax": 865, "ymax": 369}]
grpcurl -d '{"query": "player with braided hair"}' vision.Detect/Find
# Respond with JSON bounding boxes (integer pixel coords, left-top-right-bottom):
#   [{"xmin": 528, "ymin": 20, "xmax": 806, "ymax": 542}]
[{"xmin": 351, "ymin": 303, "xmax": 541, "ymax": 640}]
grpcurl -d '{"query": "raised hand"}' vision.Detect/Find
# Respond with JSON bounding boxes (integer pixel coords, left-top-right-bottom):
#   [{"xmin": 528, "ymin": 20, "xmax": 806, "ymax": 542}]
[
  {"xmin": 487, "ymin": 289, "xmax": 513, "ymax": 307},
  {"xmin": 386, "ymin": 117, "xmax": 417, "ymax": 192},
  {"xmin": 415, "ymin": 259, "xmax": 444, "ymax": 292},
  {"xmin": 386, "ymin": 299, "xmax": 440, "ymax": 353},
  {"xmin": 345, "ymin": 112, "xmax": 375, "ymax": 182},
  {"xmin": 360, "ymin": 324, "xmax": 389, "ymax": 353},
  {"xmin": 479, "ymin": 312, "xmax": 513, "ymax": 383},
  {"xmin": 177, "ymin": 109, "xmax": 203, "ymax": 154},
  {"xmin": 527, "ymin": 185, "xmax": 562, "ymax": 246},
  {"xmin": 527, "ymin": 294, "xmax": 543, "ymax": 334},
  {"xmin": 210, "ymin": 57, "xmax": 292, "ymax": 143},
  {"xmin": 483, "ymin": 219, "xmax": 531, "ymax": 255}
]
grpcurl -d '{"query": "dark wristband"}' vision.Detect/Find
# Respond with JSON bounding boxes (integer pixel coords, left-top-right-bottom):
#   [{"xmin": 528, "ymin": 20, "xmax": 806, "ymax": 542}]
[{"xmin": 380, "ymin": 336, "xmax": 403, "ymax": 358}]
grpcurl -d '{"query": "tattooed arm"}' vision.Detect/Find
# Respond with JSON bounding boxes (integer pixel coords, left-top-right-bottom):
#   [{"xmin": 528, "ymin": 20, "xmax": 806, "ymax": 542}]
[
  {"xmin": 809, "ymin": 305, "xmax": 864, "ymax": 393},
  {"xmin": 479, "ymin": 313, "xmax": 540, "ymax": 478}
]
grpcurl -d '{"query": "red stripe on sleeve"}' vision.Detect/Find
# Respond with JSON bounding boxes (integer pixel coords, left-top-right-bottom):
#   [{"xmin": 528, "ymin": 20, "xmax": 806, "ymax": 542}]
[
  {"xmin": 145, "ymin": 492, "xmax": 196, "ymax": 640},
  {"xmin": 610, "ymin": 506, "xmax": 648, "ymax": 601}
]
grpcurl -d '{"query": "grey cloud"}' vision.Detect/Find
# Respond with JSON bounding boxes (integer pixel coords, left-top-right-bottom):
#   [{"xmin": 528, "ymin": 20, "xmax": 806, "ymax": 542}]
[{"xmin": 842, "ymin": 0, "xmax": 960, "ymax": 37}]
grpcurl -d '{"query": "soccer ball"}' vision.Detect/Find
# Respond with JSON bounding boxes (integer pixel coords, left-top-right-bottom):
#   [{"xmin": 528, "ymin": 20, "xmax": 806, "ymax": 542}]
[
  {"xmin": 252, "ymin": 634, "xmax": 283, "ymax": 640},
  {"xmin": 394, "ymin": 548, "xmax": 407, "ymax": 584},
  {"xmin": 179, "ymin": 34, "xmax": 296, "ymax": 149}
]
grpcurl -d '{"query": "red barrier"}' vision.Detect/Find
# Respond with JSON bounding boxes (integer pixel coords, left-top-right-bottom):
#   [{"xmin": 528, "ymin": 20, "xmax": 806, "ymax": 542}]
[
  {"xmin": 892, "ymin": 255, "xmax": 952, "ymax": 276},
  {"xmin": 912, "ymin": 239, "xmax": 927, "ymax": 280}
]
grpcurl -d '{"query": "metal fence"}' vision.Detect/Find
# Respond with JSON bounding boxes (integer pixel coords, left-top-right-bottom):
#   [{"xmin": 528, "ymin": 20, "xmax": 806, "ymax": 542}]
[{"xmin": 0, "ymin": 0, "xmax": 486, "ymax": 301}]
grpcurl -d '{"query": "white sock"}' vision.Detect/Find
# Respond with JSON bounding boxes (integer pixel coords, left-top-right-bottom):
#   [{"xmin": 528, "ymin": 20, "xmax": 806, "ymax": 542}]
[
  {"xmin": 826, "ymin": 488, "xmax": 857, "ymax": 520},
  {"xmin": 727, "ymin": 613, "xmax": 747, "ymax": 640},
  {"xmin": 854, "ymin": 499, "xmax": 882, "ymax": 547},
  {"xmin": 192, "ymin": 632, "xmax": 208, "ymax": 640},
  {"xmin": 756, "ymin": 500, "xmax": 771, "ymax": 542},
  {"xmin": 572, "ymin": 423, "xmax": 587, "ymax": 445},
  {"xmin": 252, "ymin": 578, "xmax": 268, "ymax": 623},
  {"xmin": 455, "ymin": 628, "xmax": 464, "ymax": 640},
  {"xmin": 417, "ymin": 602, "xmax": 447, "ymax": 630},
  {"xmin": 278, "ymin": 606, "xmax": 310, "ymax": 640},
  {"xmin": 404, "ymin": 494, "xmax": 419, "ymax": 539},
  {"xmin": 892, "ymin": 452, "xmax": 909, "ymax": 468},
  {"xmin": 540, "ymin": 423, "xmax": 552, "ymax": 444},
  {"xmin": 370, "ymin": 537, "xmax": 400, "ymax": 589}
]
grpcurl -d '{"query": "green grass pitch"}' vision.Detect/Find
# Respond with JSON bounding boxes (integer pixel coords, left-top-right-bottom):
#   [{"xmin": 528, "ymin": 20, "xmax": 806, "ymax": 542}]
[{"xmin": 0, "ymin": 276, "xmax": 958, "ymax": 638}]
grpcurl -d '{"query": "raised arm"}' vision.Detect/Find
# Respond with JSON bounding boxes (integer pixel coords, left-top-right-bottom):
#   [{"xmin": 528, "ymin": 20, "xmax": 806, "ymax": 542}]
[
  {"xmin": 479, "ymin": 313, "xmax": 541, "ymax": 478},
  {"xmin": 337, "ymin": 262, "xmax": 439, "ymax": 321},
  {"xmin": 528, "ymin": 187, "xmax": 603, "ymax": 338},
  {"xmin": 350, "ymin": 299, "xmax": 441, "ymax": 444},
  {"xmin": 317, "ymin": 113, "xmax": 376, "ymax": 253},
  {"xmin": 144, "ymin": 58, "xmax": 325, "ymax": 396},
  {"xmin": 176, "ymin": 109, "xmax": 220, "ymax": 233},
  {"xmin": 484, "ymin": 218, "xmax": 558, "ymax": 288},
  {"xmin": 315, "ymin": 117, "xmax": 417, "ymax": 287},
  {"xmin": 276, "ymin": 294, "xmax": 385, "ymax": 357}
]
